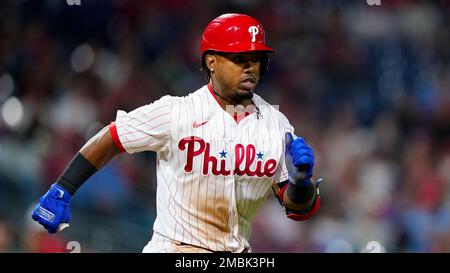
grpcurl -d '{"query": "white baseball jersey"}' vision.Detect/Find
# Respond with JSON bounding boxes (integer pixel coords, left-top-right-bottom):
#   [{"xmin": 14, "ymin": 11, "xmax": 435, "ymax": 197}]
[{"xmin": 111, "ymin": 84, "xmax": 294, "ymax": 253}]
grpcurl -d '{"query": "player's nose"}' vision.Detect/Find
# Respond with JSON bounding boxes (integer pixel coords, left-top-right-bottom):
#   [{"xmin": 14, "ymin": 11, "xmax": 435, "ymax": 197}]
[{"xmin": 242, "ymin": 60, "xmax": 258, "ymax": 74}]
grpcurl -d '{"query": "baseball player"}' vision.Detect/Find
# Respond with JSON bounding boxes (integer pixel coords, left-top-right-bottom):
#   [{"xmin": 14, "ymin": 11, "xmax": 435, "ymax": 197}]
[{"xmin": 31, "ymin": 13, "xmax": 321, "ymax": 253}]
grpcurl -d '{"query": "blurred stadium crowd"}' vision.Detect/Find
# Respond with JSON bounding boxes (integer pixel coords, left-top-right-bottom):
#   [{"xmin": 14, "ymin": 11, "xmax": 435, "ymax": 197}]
[{"xmin": 1, "ymin": 0, "xmax": 450, "ymax": 252}]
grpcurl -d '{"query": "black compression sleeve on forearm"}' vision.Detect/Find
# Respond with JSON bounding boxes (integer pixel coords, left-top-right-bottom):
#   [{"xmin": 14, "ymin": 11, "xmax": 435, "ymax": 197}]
[
  {"xmin": 55, "ymin": 153, "xmax": 98, "ymax": 195},
  {"xmin": 286, "ymin": 180, "xmax": 316, "ymax": 205}
]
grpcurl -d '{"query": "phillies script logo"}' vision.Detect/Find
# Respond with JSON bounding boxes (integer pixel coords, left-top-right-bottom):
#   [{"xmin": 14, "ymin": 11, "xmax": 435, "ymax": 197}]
[{"xmin": 178, "ymin": 136, "xmax": 277, "ymax": 177}]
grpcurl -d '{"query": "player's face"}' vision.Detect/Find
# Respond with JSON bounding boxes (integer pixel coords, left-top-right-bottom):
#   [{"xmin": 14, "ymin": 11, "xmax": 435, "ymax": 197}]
[{"xmin": 212, "ymin": 52, "xmax": 262, "ymax": 100}]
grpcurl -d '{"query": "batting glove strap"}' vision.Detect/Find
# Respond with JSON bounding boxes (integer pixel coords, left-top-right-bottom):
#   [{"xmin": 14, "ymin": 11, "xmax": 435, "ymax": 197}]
[{"xmin": 50, "ymin": 184, "xmax": 72, "ymax": 203}]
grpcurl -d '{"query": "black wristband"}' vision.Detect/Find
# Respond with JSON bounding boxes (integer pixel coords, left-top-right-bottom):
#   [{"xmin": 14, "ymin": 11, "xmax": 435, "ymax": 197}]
[
  {"xmin": 56, "ymin": 153, "xmax": 98, "ymax": 195},
  {"xmin": 286, "ymin": 180, "xmax": 316, "ymax": 205}
]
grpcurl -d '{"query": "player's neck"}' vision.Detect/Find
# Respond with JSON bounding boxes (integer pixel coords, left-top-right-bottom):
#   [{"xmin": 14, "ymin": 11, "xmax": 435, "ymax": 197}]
[{"xmin": 209, "ymin": 82, "xmax": 252, "ymax": 108}]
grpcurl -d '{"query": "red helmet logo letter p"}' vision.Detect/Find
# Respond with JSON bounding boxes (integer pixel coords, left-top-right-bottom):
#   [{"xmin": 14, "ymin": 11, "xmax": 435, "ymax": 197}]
[{"xmin": 248, "ymin": 26, "xmax": 259, "ymax": 42}]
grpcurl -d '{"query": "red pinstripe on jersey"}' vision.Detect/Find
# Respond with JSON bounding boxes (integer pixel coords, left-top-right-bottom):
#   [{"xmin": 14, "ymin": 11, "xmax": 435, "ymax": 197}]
[
  {"xmin": 121, "ymin": 121, "xmax": 170, "ymax": 144},
  {"xmin": 113, "ymin": 85, "xmax": 294, "ymax": 253}
]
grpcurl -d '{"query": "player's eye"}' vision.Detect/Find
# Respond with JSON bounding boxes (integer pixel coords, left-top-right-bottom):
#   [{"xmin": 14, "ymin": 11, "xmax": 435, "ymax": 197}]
[
  {"xmin": 251, "ymin": 55, "xmax": 261, "ymax": 63},
  {"xmin": 233, "ymin": 56, "xmax": 243, "ymax": 63}
]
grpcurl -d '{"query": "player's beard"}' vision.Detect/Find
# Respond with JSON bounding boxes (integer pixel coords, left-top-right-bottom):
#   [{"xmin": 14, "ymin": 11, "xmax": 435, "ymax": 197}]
[{"xmin": 232, "ymin": 90, "xmax": 254, "ymax": 101}]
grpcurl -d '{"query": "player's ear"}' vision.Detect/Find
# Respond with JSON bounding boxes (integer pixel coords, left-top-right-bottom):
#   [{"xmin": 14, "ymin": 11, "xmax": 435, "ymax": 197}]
[{"xmin": 204, "ymin": 54, "xmax": 216, "ymax": 72}]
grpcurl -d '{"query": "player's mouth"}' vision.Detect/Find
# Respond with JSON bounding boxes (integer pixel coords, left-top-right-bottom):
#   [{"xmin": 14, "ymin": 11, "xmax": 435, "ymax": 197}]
[{"xmin": 239, "ymin": 76, "xmax": 257, "ymax": 91}]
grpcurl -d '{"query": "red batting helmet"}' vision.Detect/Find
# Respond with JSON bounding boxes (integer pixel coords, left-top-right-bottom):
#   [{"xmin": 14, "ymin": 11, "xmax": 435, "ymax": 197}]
[{"xmin": 201, "ymin": 13, "xmax": 274, "ymax": 55}]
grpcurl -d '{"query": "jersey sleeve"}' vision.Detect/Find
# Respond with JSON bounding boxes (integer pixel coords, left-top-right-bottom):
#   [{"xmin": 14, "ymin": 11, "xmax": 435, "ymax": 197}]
[
  {"xmin": 273, "ymin": 113, "xmax": 295, "ymax": 184},
  {"xmin": 109, "ymin": 95, "xmax": 172, "ymax": 154}
]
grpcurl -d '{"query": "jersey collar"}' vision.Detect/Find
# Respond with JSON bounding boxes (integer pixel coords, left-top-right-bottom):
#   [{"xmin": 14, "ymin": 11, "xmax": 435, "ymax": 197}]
[{"xmin": 206, "ymin": 83, "xmax": 258, "ymax": 124}]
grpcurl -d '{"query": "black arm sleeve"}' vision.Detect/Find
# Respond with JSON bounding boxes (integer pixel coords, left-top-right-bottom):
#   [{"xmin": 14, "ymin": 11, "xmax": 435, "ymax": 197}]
[{"xmin": 55, "ymin": 153, "xmax": 98, "ymax": 195}]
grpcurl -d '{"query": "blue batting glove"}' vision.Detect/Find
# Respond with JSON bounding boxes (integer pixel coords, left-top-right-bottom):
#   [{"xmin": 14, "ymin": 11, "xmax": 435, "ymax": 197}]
[
  {"xmin": 285, "ymin": 132, "xmax": 315, "ymax": 187},
  {"xmin": 31, "ymin": 184, "xmax": 72, "ymax": 233}
]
